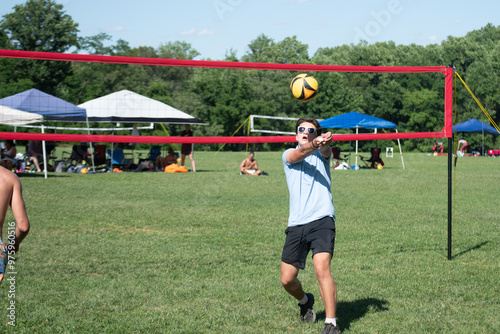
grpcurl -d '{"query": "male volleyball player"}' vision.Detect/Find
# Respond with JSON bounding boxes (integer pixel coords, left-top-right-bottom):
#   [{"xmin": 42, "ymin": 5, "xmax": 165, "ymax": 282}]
[
  {"xmin": 281, "ymin": 117, "xmax": 341, "ymax": 334},
  {"xmin": 0, "ymin": 166, "xmax": 30, "ymax": 284}
]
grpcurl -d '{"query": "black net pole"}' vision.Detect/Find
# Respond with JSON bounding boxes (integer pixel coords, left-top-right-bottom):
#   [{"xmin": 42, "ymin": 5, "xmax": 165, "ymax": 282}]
[{"xmin": 447, "ymin": 137, "xmax": 453, "ymax": 260}]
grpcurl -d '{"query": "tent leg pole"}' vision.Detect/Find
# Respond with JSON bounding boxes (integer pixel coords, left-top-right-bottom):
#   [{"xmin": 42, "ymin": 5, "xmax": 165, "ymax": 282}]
[
  {"xmin": 87, "ymin": 117, "xmax": 96, "ymax": 173},
  {"xmin": 42, "ymin": 124, "xmax": 47, "ymax": 180},
  {"xmin": 447, "ymin": 137, "xmax": 453, "ymax": 260},
  {"xmin": 396, "ymin": 130, "xmax": 405, "ymax": 169}
]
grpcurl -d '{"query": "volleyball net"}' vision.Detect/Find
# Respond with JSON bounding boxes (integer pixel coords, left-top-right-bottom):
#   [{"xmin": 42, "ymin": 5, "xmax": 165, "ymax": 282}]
[{"xmin": 0, "ymin": 49, "xmax": 453, "ymax": 144}]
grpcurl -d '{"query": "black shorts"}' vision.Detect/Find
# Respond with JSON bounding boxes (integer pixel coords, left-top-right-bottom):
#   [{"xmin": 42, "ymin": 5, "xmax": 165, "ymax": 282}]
[
  {"xmin": 281, "ymin": 216, "xmax": 336, "ymax": 269},
  {"xmin": 181, "ymin": 150, "xmax": 192, "ymax": 155}
]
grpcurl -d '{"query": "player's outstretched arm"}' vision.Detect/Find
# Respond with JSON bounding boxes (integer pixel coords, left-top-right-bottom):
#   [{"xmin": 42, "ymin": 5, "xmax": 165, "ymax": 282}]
[
  {"xmin": 318, "ymin": 131, "xmax": 333, "ymax": 158},
  {"xmin": 286, "ymin": 137, "xmax": 321, "ymax": 164}
]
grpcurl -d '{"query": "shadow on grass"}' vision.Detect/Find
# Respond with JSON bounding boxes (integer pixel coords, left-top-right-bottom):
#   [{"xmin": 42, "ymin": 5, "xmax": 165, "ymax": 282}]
[
  {"xmin": 316, "ymin": 298, "xmax": 389, "ymax": 332},
  {"xmin": 451, "ymin": 241, "xmax": 489, "ymax": 259}
]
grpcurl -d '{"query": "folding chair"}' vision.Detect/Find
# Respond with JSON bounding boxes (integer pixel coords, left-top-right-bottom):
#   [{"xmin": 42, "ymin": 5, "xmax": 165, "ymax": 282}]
[
  {"xmin": 107, "ymin": 148, "xmax": 127, "ymax": 170},
  {"xmin": 360, "ymin": 148, "xmax": 384, "ymax": 168},
  {"xmin": 27, "ymin": 142, "xmax": 58, "ymax": 171},
  {"xmin": 92, "ymin": 144, "xmax": 107, "ymax": 167},
  {"xmin": 63, "ymin": 143, "xmax": 90, "ymax": 165},
  {"xmin": 330, "ymin": 147, "xmax": 349, "ymax": 168},
  {"xmin": 138, "ymin": 145, "xmax": 162, "ymax": 169}
]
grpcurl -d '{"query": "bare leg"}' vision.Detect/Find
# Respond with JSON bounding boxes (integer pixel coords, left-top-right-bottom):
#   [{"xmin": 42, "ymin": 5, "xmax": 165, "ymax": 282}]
[
  {"xmin": 313, "ymin": 252, "xmax": 337, "ymax": 319},
  {"xmin": 281, "ymin": 261, "xmax": 305, "ymax": 301},
  {"xmin": 30, "ymin": 157, "xmax": 42, "ymax": 172},
  {"xmin": 188, "ymin": 153, "xmax": 196, "ymax": 172}
]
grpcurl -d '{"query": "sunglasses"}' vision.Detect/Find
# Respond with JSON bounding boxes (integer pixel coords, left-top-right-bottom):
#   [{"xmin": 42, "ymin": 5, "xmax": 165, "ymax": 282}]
[{"xmin": 297, "ymin": 126, "xmax": 317, "ymax": 134}]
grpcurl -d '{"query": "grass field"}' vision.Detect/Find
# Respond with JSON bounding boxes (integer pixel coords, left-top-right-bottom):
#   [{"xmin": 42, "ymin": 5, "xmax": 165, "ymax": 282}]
[{"xmin": 0, "ymin": 151, "xmax": 498, "ymax": 333}]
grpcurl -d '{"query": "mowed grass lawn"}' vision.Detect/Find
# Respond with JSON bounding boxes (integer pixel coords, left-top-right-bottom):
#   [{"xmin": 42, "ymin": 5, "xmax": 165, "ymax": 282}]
[{"xmin": 0, "ymin": 151, "xmax": 498, "ymax": 333}]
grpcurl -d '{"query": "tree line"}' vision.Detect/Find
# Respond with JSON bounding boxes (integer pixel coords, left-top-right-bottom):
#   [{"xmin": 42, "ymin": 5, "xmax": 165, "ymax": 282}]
[{"xmin": 0, "ymin": 0, "xmax": 499, "ymax": 152}]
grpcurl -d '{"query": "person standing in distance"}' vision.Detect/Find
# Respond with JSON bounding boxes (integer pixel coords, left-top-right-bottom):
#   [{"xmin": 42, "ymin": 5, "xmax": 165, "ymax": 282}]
[
  {"xmin": 180, "ymin": 124, "xmax": 196, "ymax": 172},
  {"xmin": 281, "ymin": 117, "xmax": 340, "ymax": 334},
  {"xmin": 0, "ymin": 166, "xmax": 30, "ymax": 283}
]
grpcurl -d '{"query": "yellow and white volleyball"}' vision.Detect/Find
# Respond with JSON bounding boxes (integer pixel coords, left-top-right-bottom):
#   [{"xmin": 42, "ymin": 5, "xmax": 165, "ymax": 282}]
[
  {"xmin": 377, "ymin": 164, "xmax": 383, "ymax": 170},
  {"xmin": 81, "ymin": 168, "xmax": 88, "ymax": 174},
  {"xmin": 290, "ymin": 73, "xmax": 318, "ymax": 102}
]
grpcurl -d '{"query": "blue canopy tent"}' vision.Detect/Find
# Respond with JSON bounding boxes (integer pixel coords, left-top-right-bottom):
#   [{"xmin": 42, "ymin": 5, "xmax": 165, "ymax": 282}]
[
  {"xmin": 0, "ymin": 88, "xmax": 87, "ymax": 178},
  {"xmin": 320, "ymin": 111, "xmax": 397, "ymax": 130},
  {"xmin": 452, "ymin": 118, "xmax": 499, "ymax": 156},
  {"xmin": 319, "ymin": 111, "xmax": 404, "ymax": 168},
  {"xmin": 0, "ymin": 88, "xmax": 86, "ymax": 119}
]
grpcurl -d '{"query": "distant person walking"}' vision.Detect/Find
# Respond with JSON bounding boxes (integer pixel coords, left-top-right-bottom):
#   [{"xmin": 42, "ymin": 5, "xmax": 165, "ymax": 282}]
[{"xmin": 180, "ymin": 124, "xmax": 196, "ymax": 172}]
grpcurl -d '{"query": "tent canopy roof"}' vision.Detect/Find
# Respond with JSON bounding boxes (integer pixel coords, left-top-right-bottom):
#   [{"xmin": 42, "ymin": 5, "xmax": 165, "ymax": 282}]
[
  {"xmin": 319, "ymin": 111, "xmax": 396, "ymax": 129},
  {"xmin": 0, "ymin": 88, "xmax": 86, "ymax": 120},
  {"xmin": 75, "ymin": 90, "xmax": 205, "ymax": 124},
  {"xmin": 452, "ymin": 118, "xmax": 498, "ymax": 135},
  {"xmin": 0, "ymin": 105, "xmax": 44, "ymax": 125}
]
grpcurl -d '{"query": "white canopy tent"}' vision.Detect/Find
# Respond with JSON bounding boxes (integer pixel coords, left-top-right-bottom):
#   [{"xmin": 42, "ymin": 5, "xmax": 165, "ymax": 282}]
[
  {"xmin": 75, "ymin": 90, "xmax": 206, "ymax": 172},
  {"xmin": 77, "ymin": 89, "xmax": 205, "ymax": 124},
  {"xmin": 0, "ymin": 105, "xmax": 44, "ymax": 125},
  {"xmin": 0, "ymin": 105, "xmax": 47, "ymax": 176}
]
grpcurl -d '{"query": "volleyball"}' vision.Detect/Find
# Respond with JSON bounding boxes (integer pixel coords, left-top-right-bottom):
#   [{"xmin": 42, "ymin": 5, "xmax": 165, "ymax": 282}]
[
  {"xmin": 377, "ymin": 164, "xmax": 383, "ymax": 170},
  {"xmin": 290, "ymin": 74, "xmax": 318, "ymax": 102}
]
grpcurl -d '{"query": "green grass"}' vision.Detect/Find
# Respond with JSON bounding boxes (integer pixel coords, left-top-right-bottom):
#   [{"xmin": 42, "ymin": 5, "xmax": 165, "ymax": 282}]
[{"xmin": 1, "ymin": 151, "xmax": 498, "ymax": 333}]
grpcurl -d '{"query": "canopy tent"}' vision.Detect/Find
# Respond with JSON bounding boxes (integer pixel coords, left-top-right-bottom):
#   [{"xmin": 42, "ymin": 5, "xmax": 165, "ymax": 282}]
[
  {"xmin": 319, "ymin": 111, "xmax": 404, "ymax": 169},
  {"xmin": 0, "ymin": 88, "xmax": 86, "ymax": 119},
  {"xmin": 452, "ymin": 118, "xmax": 498, "ymax": 134},
  {"xmin": 75, "ymin": 89, "xmax": 206, "ymax": 171},
  {"xmin": 75, "ymin": 90, "xmax": 205, "ymax": 124},
  {"xmin": 0, "ymin": 105, "xmax": 43, "ymax": 125},
  {"xmin": 0, "ymin": 88, "xmax": 87, "ymax": 179},
  {"xmin": 320, "ymin": 111, "xmax": 397, "ymax": 130},
  {"xmin": 452, "ymin": 118, "xmax": 499, "ymax": 155}
]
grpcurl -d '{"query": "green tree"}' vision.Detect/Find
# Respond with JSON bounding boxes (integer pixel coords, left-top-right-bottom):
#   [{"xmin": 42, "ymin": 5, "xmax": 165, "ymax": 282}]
[
  {"xmin": 0, "ymin": 0, "xmax": 79, "ymax": 94},
  {"xmin": 242, "ymin": 34, "xmax": 277, "ymax": 63}
]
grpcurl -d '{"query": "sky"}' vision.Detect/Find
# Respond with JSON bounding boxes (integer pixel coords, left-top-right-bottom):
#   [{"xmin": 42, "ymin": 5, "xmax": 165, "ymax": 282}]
[{"xmin": 0, "ymin": 0, "xmax": 499, "ymax": 61}]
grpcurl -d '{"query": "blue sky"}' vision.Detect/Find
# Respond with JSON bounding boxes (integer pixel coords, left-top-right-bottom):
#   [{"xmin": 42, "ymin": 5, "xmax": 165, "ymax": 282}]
[{"xmin": 1, "ymin": 0, "xmax": 498, "ymax": 60}]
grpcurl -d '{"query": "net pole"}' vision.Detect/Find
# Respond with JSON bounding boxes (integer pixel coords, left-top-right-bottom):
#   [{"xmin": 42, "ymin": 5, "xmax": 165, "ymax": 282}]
[
  {"xmin": 446, "ymin": 65, "xmax": 454, "ymax": 261},
  {"xmin": 447, "ymin": 136, "xmax": 453, "ymax": 260}
]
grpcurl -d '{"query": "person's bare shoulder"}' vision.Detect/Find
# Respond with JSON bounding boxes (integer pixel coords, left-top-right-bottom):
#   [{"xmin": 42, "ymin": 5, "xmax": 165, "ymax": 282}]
[{"xmin": 0, "ymin": 166, "xmax": 19, "ymax": 187}]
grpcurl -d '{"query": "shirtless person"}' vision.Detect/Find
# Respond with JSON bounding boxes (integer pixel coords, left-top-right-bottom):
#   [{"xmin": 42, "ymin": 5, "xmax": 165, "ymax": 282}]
[
  {"xmin": 0, "ymin": 166, "xmax": 30, "ymax": 283},
  {"xmin": 239, "ymin": 152, "xmax": 263, "ymax": 176}
]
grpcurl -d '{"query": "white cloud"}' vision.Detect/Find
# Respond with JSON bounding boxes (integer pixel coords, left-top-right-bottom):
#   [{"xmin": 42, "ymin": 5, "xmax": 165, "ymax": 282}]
[
  {"xmin": 180, "ymin": 28, "xmax": 197, "ymax": 36},
  {"xmin": 198, "ymin": 28, "xmax": 215, "ymax": 36},
  {"xmin": 416, "ymin": 35, "xmax": 439, "ymax": 44},
  {"xmin": 105, "ymin": 26, "xmax": 126, "ymax": 33}
]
